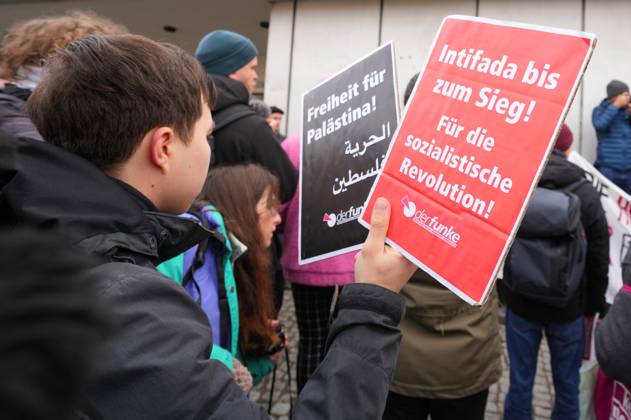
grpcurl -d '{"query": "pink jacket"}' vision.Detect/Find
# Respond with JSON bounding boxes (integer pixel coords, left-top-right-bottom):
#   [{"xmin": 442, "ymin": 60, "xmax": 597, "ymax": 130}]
[{"xmin": 280, "ymin": 135, "xmax": 355, "ymax": 286}]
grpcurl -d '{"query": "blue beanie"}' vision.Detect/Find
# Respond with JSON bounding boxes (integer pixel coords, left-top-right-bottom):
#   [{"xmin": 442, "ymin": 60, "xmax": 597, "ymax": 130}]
[{"xmin": 195, "ymin": 30, "xmax": 258, "ymax": 76}]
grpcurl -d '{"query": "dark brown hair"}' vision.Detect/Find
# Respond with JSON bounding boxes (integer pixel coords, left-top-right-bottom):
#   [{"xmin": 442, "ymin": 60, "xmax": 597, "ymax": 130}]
[
  {"xmin": 27, "ymin": 34, "xmax": 215, "ymax": 171},
  {"xmin": 198, "ymin": 165, "xmax": 280, "ymax": 358},
  {"xmin": 0, "ymin": 10, "xmax": 126, "ymax": 80}
]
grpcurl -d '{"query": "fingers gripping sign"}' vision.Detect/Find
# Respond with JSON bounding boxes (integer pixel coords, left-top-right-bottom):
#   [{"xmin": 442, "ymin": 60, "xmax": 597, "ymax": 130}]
[{"xmin": 355, "ymin": 197, "xmax": 417, "ymax": 293}]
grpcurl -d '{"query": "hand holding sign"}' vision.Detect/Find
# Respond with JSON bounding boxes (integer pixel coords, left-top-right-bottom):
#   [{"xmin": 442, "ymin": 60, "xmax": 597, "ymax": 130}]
[{"xmin": 355, "ymin": 197, "xmax": 417, "ymax": 293}]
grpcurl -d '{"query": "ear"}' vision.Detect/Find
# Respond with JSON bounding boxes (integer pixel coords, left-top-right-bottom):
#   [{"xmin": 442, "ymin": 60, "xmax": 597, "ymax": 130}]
[{"xmin": 148, "ymin": 126, "xmax": 176, "ymax": 174}]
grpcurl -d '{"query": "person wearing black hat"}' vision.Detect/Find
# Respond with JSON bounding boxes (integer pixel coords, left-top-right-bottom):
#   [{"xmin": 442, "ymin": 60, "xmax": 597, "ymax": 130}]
[
  {"xmin": 592, "ymin": 79, "xmax": 631, "ymax": 193},
  {"xmin": 267, "ymin": 105, "xmax": 286, "ymax": 142}
]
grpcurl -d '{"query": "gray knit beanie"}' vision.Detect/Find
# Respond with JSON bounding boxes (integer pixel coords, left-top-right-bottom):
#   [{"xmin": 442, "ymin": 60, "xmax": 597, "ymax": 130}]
[
  {"xmin": 195, "ymin": 30, "xmax": 257, "ymax": 76},
  {"xmin": 607, "ymin": 80, "xmax": 629, "ymax": 99}
]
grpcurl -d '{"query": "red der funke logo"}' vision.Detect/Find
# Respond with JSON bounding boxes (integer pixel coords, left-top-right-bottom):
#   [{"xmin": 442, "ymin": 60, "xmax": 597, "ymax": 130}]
[
  {"xmin": 401, "ymin": 195, "xmax": 461, "ymax": 248},
  {"xmin": 401, "ymin": 195, "xmax": 417, "ymax": 218},
  {"xmin": 322, "ymin": 205, "xmax": 364, "ymax": 228},
  {"xmin": 322, "ymin": 213, "xmax": 336, "ymax": 228}
]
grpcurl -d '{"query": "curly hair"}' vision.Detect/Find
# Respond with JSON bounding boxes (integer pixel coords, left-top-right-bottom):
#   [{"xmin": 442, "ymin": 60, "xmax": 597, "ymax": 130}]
[{"xmin": 0, "ymin": 10, "xmax": 126, "ymax": 80}]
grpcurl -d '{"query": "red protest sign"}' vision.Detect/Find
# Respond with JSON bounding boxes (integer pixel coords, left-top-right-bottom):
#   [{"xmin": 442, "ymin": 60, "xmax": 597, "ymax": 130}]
[{"xmin": 360, "ymin": 16, "xmax": 595, "ymax": 304}]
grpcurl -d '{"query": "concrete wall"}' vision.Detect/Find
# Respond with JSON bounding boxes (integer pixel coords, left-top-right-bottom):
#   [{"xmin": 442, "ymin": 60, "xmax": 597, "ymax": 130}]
[{"xmin": 265, "ymin": 0, "xmax": 631, "ymax": 162}]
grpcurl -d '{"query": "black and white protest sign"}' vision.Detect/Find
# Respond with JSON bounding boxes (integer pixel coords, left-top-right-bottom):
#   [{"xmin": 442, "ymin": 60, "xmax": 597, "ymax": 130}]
[{"xmin": 299, "ymin": 42, "xmax": 399, "ymax": 263}]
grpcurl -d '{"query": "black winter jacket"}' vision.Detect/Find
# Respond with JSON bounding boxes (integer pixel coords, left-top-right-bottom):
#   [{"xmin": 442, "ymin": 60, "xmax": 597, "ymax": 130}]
[
  {"xmin": 0, "ymin": 84, "xmax": 42, "ymax": 141},
  {"xmin": 595, "ymin": 252, "xmax": 631, "ymax": 384},
  {"xmin": 210, "ymin": 75, "xmax": 297, "ymax": 203},
  {"xmin": 0, "ymin": 134, "xmax": 405, "ymax": 419},
  {"xmin": 502, "ymin": 150, "xmax": 609, "ymax": 323},
  {"xmin": 596, "ymin": 285, "xmax": 631, "ymax": 384}
]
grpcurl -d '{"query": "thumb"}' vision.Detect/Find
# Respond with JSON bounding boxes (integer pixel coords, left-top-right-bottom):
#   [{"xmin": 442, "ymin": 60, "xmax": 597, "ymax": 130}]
[{"xmin": 363, "ymin": 197, "xmax": 390, "ymax": 254}]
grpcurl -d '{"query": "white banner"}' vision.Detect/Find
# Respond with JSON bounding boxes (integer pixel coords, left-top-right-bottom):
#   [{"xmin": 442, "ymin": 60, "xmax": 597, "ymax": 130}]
[{"xmin": 569, "ymin": 151, "xmax": 628, "ymax": 303}]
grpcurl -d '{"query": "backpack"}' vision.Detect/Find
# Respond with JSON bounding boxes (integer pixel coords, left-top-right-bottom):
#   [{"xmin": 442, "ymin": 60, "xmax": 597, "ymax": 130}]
[
  {"xmin": 207, "ymin": 104, "xmax": 257, "ymax": 165},
  {"xmin": 503, "ymin": 181, "xmax": 587, "ymax": 308}
]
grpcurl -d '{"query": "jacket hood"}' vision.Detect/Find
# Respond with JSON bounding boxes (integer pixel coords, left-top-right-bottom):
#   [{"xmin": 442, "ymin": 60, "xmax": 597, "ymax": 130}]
[
  {"xmin": 538, "ymin": 149, "xmax": 586, "ymax": 189},
  {"xmin": 0, "ymin": 134, "xmax": 208, "ymax": 264},
  {"xmin": 210, "ymin": 74, "xmax": 249, "ymax": 113}
]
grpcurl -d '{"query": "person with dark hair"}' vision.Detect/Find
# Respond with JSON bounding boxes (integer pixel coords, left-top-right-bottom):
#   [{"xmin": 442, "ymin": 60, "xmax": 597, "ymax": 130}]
[
  {"xmin": 502, "ymin": 124, "xmax": 609, "ymax": 420},
  {"xmin": 202, "ymin": 165, "xmax": 282, "ymax": 369},
  {"xmin": 382, "ymin": 73, "xmax": 502, "ymax": 420},
  {"xmin": 0, "ymin": 33, "xmax": 417, "ymax": 419},
  {"xmin": 0, "ymin": 228, "xmax": 109, "ymax": 420},
  {"xmin": 592, "ymin": 79, "xmax": 631, "ymax": 193},
  {"xmin": 0, "ymin": 10, "xmax": 125, "ymax": 140},
  {"xmin": 158, "ymin": 164, "xmax": 283, "ymax": 387},
  {"xmin": 268, "ymin": 105, "xmax": 285, "ymax": 141}
]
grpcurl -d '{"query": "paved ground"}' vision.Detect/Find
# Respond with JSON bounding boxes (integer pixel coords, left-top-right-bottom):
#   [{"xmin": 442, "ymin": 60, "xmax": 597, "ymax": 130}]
[{"xmin": 253, "ymin": 289, "xmax": 555, "ymax": 419}]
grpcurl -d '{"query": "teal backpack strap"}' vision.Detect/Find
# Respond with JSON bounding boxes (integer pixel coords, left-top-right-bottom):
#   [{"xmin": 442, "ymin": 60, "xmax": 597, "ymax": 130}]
[{"xmin": 203, "ymin": 205, "xmax": 240, "ymax": 356}]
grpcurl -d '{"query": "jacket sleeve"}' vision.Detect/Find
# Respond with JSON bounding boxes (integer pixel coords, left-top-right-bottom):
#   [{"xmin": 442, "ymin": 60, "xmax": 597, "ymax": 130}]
[
  {"xmin": 583, "ymin": 207, "xmax": 610, "ymax": 316},
  {"xmin": 239, "ymin": 354, "xmax": 274, "ymax": 386},
  {"xmin": 211, "ymin": 344, "xmax": 235, "ymax": 370},
  {"xmin": 0, "ymin": 95, "xmax": 43, "ymax": 141},
  {"xmin": 293, "ymin": 283, "xmax": 405, "ymax": 420},
  {"xmin": 86, "ymin": 263, "xmax": 269, "ymax": 420},
  {"xmin": 595, "ymin": 286, "xmax": 631, "ymax": 384},
  {"xmin": 247, "ymin": 119, "xmax": 298, "ymax": 203},
  {"xmin": 592, "ymin": 103, "xmax": 620, "ymax": 132}
]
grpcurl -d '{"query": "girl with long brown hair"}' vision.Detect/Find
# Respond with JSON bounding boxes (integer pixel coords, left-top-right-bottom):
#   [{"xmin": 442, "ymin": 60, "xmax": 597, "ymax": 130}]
[
  {"xmin": 199, "ymin": 164, "xmax": 283, "ymax": 366},
  {"xmin": 157, "ymin": 164, "xmax": 283, "ymax": 389}
]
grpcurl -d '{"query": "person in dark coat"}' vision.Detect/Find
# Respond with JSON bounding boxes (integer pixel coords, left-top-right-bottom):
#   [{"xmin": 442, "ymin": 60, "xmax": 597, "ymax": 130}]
[
  {"xmin": 592, "ymin": 79, "xmax": 631, "ymax": 193},
  {"xmin": 0, "ymin": 228, "xmax": 110, "ymax": 420},
  {"xmin": 194, "ymin": 30, "xmax": 297, "ymax": 203},
  {"xmin": 0, "ymin": 33, "xmax": 416, "ymax": 420},
  {"xmin": 268, "ymin": 106, "xmax": 286, "ymax": 142},
  {"xmin": 596, "ymin": 249, "xmax": 631, "ymax": 385},
  {"xmin": 502, "ymin": 124, "xmax": 609, "ymax": 420}
]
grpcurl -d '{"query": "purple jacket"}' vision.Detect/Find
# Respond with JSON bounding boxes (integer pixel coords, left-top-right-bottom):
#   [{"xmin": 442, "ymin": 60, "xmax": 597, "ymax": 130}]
[{"xmin": 280, "ymin": 135, "xmax": 355, "ymax": 286}]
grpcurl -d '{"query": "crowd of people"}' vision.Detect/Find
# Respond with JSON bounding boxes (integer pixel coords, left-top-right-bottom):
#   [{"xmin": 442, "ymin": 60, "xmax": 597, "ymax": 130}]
[{"xmin": 0, "ymin": 9, "xmax": 629, "ymax": 420}]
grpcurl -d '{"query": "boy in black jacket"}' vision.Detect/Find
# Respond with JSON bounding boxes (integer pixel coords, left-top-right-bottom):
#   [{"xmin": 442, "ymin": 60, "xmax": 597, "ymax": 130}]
[{"xmin": 0, "ymin": 34, "xmax": 416, "ymax": 420}]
